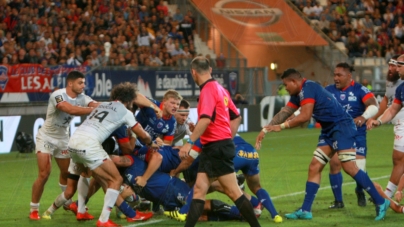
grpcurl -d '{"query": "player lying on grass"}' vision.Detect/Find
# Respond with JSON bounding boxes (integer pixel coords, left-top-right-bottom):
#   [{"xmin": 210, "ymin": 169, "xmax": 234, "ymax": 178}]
[
  {"xmin": 111, "ymin": 154, "xmax": 244, "ymax": 222},
  {"xmin": 168, "ymin": 135, "xmax": 282, "ymax": 223}
]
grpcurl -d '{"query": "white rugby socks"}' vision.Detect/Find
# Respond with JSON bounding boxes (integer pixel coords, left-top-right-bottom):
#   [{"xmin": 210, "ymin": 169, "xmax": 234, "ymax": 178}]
[{"xmin": 99, "ymin": 188, "xmax": 119, "ymax": 223}]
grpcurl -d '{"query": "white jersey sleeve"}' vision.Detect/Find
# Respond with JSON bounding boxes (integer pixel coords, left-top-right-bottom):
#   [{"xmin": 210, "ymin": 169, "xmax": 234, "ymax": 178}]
[
  {"xmin": 386, "ymin": 80, "xmax": 404, "ymax": 124},
  {"xmin": 72, "ymin": 101, "xmax": 137, "ymax": 143}
]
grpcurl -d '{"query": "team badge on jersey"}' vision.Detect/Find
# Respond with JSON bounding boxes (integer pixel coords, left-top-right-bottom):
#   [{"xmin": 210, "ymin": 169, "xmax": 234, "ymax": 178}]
[
  {"xmin": 224, "ymin": 96, "xmax": 228, "ymax": 106},
  {"xmin": 55, "ymin": 95, "xmax": 64, "ymax": 104},
  {"xmin": 340, "ymin": 94, "xmax": 346, "ymax": 100}
]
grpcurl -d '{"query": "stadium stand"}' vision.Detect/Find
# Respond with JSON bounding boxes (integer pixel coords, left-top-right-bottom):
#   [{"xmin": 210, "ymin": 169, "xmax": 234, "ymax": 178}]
[{"xmin": 0, "ymin": 0, "xmax": 201, "ymax": 67}]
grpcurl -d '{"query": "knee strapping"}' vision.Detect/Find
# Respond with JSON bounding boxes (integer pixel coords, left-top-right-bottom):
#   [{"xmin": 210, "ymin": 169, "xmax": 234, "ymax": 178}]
[
  {"xmin": 338, "ymin": 152, "xmax": 356, "ymax": 163},
  {"xmin": 313, "ymin": 148, "xmax": 330, "ymax": 164},
  {"xmin": 355, "ymin": 159, "xmax": 366, "ymax": 171}
]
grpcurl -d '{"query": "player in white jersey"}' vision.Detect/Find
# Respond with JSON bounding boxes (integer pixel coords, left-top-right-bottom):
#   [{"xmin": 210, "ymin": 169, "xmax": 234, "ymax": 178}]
[
  {"xmin": 69, "ymin": 82, "xmax": 154, "ymax": 227},
  {"xmin": 30, "ymin": 71, "xmax": 98, "ymax": 220},
  {"xmin": 173, "ymin": 99, "xmax": 195, "ymax": 146},
  {"xmin": 368, "ymin": 55, "xmax": 404, "ymax": 198}
]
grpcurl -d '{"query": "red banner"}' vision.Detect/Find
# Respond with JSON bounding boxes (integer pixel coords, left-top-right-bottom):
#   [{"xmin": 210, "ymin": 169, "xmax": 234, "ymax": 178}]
[
  {"xmin": 192, "ymin": 0, "xmax": 328, "ymax": 46},
  {"xmin": 0, "ymin": 64, "xmax": 53, "ymax": 93}
]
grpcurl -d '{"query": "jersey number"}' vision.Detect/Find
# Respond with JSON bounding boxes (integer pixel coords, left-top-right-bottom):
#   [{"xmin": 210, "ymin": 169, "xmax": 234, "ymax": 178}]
[{"xmin": 89, "ymin": 110, "xmax": 109, "ymax": 123}]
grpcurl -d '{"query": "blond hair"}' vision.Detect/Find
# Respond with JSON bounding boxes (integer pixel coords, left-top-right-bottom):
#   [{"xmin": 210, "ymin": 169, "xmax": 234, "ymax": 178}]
[{"xmin": 163, "ymin": 89, "xmax": 183, "ymax": 101}]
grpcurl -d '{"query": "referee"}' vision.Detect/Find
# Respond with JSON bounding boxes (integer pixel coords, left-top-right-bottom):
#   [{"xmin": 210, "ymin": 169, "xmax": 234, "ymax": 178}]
[{"xmin": 179, "ymin": 57, "xmax": 261, "ymax": 227}]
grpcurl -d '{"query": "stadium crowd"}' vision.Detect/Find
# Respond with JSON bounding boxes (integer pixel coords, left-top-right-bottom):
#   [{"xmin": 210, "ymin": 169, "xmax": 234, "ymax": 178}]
[
  {"xmin": 293, "ymin": 0, "xmax": 404, "ymax": 61},
  {"xmin": 0, "ymin": 0, "xmax": 201, "ymax": 68}
]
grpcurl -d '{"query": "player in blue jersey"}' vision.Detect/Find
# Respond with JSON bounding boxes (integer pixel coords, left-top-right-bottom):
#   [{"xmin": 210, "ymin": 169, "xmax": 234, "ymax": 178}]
[
  {"xmin": 324, "ymin": 63, "xmax": 379, "ymax": 208},
  {"xmin": 110, "ymin": 155, "xmax": 244, "ymax": 222},
  {"xmin": 132, "ymin": 89, "xmax": 181, "ymax": 188},
  {"xmin": 168, "ymin": 135, "xmax": 282, "ymax": 223},
  {"xmin": 255, "ymin": 68, "xmax": 389, "ymax": 221}
]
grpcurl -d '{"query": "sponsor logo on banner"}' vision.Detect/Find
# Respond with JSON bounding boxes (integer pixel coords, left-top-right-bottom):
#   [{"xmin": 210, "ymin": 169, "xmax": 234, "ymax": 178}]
[
  {"xmin": 211, "ymin": 0, "xmax": 283, "ymax": 27},
  {"xmin": 229, "ymin": 72, "xmax": 237, "ymax": 95},
  {"xmin": 0, "ymin": 66, "xmax": 9, "ymax": 90},
  {"xmin": 0, "ymin": 116, "xmax": 21, "ymax": 154},
  {"xmin": 155, "ymin": 72, "xmax": 193, "ymax": 97}
]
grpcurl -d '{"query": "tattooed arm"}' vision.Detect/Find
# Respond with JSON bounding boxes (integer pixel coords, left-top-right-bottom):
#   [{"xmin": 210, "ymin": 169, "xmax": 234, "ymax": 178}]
[
  {"xmin": 255, "ymin": 104, "xmax": 314, "ymax": 150},
  {"xmin": 265, "ymin": 106, "xmax": 297, "ymax": 126},
  {"xmin": 110, "ymin": 155, "xmax": 133, "ymax": 167}
]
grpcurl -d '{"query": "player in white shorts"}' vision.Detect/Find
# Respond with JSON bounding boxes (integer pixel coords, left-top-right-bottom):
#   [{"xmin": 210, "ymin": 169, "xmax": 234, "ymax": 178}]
[
  {"xmin": 368, "ymin": 55, "xmax": 404, "ymax": 198},
  {"xmin": 30, "ymin": 71, "xmax": 98, "ymax": 220},
  {"xmin": 68, "ymin": 82, "xmax": 154, "ymax": 227}
]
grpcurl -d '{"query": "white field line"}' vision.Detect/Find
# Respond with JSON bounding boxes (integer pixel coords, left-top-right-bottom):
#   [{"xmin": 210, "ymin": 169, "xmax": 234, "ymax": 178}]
[
  {"xmin": 124, "ymin": 219, "xmax": 164, "ymax": 227},
  {"xmin": 272, "ymin": 175, "xmax": 390, "ymax": 200}
]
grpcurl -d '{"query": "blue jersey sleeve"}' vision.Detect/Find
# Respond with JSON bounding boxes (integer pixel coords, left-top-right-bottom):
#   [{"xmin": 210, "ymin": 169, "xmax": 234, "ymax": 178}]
[
  {"xmin": 394, "ymin": 84, "xmax": 404, "ymax": 105},
  {"xmin": 111, "ymin": 125, "xmax": 129, "ymax": 144},
  {"xmin": 299, "ymin": 82, "xmax": 317, "ymax": 106}
]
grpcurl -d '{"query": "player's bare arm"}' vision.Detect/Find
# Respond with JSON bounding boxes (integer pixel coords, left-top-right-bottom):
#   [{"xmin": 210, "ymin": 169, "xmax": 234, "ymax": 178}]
[
  {"xmin": 56, "ymin": 101, "xmax": 94, "ymax": 115},
  {"xmin": 135, "ymin": 152, "xmax": 162, "ymax": 187},
  {"xmin": 368, "ymin": 102, "xmax": 402, "ymax": 129},
  {"xmin": 110, "ymin": 155, "xmax": 132, "ymax": 168},
  {"xmin": 372, "ymin": 96, "xmax": 388, "ymax": 120},
  {"xmin": 354, "ymin": 96, "xmax": 379, "ymax": 127},
  {"xmin": 88, "ymin": 101, "xmax": 100, "ymax": 108},
  {"xmin": 131, "ymin": 124, "xmax": 153, "ymax": 146},
  {"xmin": 171, "ymin": 156, "xmax": 195, "ymax": 176},
  {"xmin": 178, "ymin": 118, "xmax": 210, "ymax": 159},
  {"xmin": 230, "ymin": 116, "xmax": 242, "ymax": 138},
  {"xmin": 133, "ymin": 92, "xmax": 162, "ymax": 118}
]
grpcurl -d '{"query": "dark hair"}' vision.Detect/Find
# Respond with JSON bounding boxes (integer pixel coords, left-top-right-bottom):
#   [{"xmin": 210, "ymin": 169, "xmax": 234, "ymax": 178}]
[
  {"xmin": 392, "ymin": 54, "xmax": 400, "ymax": 60},
  {"xmin": 281, "ymin": 68, "xmax": 302, "ymax": 79},
  {"xmin": 191, "ymin": 56, "xmax": 210, "ymax": 74},
  {"xmin": 66, "ymin": 70, "xmax": 85, "ymax": 82},
  {"xmin": 336, "ymin": 62, "xmax": 355, "ymax": 72},
  {"xmin": 110, "ymin": 82, "xmax": 138, "ymax": 104},
  {"xmin": 180, "ymin": 99, "xmax": 190, "ymax": 108}
]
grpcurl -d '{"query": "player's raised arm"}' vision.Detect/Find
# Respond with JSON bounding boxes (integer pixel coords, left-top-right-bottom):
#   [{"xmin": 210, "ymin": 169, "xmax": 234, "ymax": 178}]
[
  {"xmin": 56, "ymin": 101, "xmax": 94, "ymax": 115},
  {"xmin": 133, "ymin": 92, "xmax": 162, "ymax": 118},
  {"xmin": 255, "ymin": 105, "xmax": 296, "ymax": 150}
]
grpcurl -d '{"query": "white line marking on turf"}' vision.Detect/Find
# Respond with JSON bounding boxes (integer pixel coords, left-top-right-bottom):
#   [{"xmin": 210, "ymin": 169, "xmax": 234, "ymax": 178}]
[
  {"xmin": 0, "ymin": 158, "xmax": 36, "ymax": 163},
  {"xmin": 124, "ymin": 219, "xmax": 163, "ymax": 227},
  {"xmin": 272, "ymin": 175, "xmax": 390, "ymax": 200}
]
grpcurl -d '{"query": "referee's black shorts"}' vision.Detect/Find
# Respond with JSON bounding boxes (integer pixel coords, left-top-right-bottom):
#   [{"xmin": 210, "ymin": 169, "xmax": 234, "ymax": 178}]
[{"xmin": 198, "ymin": 139, "xmax": 235, "ymax": 178}]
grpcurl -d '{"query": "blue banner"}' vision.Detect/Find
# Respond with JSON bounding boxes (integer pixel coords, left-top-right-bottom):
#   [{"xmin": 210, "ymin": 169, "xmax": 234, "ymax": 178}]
[{"xmin": 0, "ymin": 68, "xmax": 238, "ymax": 102}]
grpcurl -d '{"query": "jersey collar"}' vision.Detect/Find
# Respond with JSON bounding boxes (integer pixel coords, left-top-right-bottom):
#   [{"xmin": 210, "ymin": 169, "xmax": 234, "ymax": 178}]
[
  {"xmin": 341, "ymin": 80, "xmax": 354, "ymax": 91},
  {"xmin": 199, "ymin": 78, "xmax": 215, "ymax": 90},
  {"xmin": 299, "ymin": 78, "xmax": 307, "ymax": 91},
  {"xmin": 159, "ymin": 102, "xmax": 172, "ymax": 120}
]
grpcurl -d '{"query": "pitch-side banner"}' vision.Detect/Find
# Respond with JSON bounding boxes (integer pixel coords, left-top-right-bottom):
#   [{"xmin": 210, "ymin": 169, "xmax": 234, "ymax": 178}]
[
  {"xmin": 191, "ymin": 0, "xmax": 328, "ymax": 46},
  {"xmin": 0, "ymin": 66, "xmax": 238, "ymax": 102}
]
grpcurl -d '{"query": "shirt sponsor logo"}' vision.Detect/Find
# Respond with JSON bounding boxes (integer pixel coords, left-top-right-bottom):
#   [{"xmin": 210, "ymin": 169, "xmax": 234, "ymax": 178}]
[
  {"xmin": 55, "ymin": 95, "xmax": 64, "ymax": 104},
  {"xmin": 348, "ymin": 92, "xmax": 357, "ymax": 101}
]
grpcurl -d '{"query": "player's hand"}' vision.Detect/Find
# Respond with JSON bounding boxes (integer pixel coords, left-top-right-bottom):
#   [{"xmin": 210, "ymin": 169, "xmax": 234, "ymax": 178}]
[
  {"xmin": 188, "ymin": 122, "xmax": 195, "ymax": 132},
  {"xmin": 179, "ymin": 143, "xmax": 192, "ymax": 160},
  {"xmin": 255, "ymin": 131, "xmax": 265, "ymax": 150},
  {"xmin": 354, "ymin": 116, "xmax": 366, "ymax": 127},
  {"xmin": 395, "ymin": 191, "xmax": 403, "ymax": 202},
  {"xmin": 135, "ymin": 176, "xmax": 147, "ymax": 187},
  {"xmin": 169, "ymin": 169, "xmax": 177, "ymax": 176},
  {"xmin": 269, "ymin": 125, "xmax": 282, "ymax": 132},
  {"xmin": 366, "ymin": 119, "xmax": 380, "ymax": 130},
  {"xmin": 154, "ymin": 137, "xmax": 164, "ymax": 146},
  {"xmin": 154, "ymin": 107, "xmax": 163, "ymax": 119}
]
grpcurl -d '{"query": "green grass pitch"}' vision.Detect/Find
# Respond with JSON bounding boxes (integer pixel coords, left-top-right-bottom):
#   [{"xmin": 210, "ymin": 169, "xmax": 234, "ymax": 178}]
[{"xmin": 0, "ymin": 125, "xmax": 402, "ymax": 227}]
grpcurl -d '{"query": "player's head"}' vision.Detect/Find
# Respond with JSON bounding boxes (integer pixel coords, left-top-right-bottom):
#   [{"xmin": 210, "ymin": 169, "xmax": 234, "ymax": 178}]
[
  {"xmin": 110, "ymin": 82, "xmax": 138, "ymax": 108},
  {"xmin": 190, "ymin": 56, "xmax": 212, "ymax": 86},
  {"xmin": 163, "ymin": 89, "xmax": 182, "ymax": 115},
  {"xmin": 395, "ymin": 55, "xmax": 404, "ymax": 80},
  {"xmin": 175, "ymin": 99, "xmax": 190, "ymax": 125},
  {"xmin": 280, "ymin": 68, "xmax": 303, "ymax": 96},
  {"xmin": 66, "ymin": 71, "xmax": 86, "ymax": 95},
  {"xmin": 334, "ymin": 62, "xmax": 354, "ymax": 89},
  {"xmin": 387, "ymin": 55, "xmax": 400, "ymax": 82}
]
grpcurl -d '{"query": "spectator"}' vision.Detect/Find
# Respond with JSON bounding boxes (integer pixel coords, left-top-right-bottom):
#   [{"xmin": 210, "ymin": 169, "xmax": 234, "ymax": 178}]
[
  {"xmin": 137, "ymin": 27, "xmax": 155, "ymax": 47},
  {"xmin": 66, "ymin": 52, "xmax": 81, "ymax": 66},
  {"xmin": 361, "ymin": 78, "xmax": 372, "ymax": 91},
  {"xmin": 232, "ymin": 93, "xmax": 248, "ymax": 105},
  {"xmin": 179, "ymin": 15, "xmax": 194, "ymax": 43},
  {"xmin": 27, "ymin": 48, "xmax": 39, "ymax": 64},
  {"xmin": 156, "ymin": 0, "xmax": 168, "ymax": 16},
  {"xmin": 173, "ymin": 8, "xmax": 184, "ymax": 23},
  {"xmin": 216, "ymin": 53, "xmax": 226, "ymax": 68},
  {"xmin": 170, "ymin": 43, "xmax": 185, "ymax": 56},
  {"xmin": 2, "ymin": 56, "xmax": 9, "ymax": 64}
]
